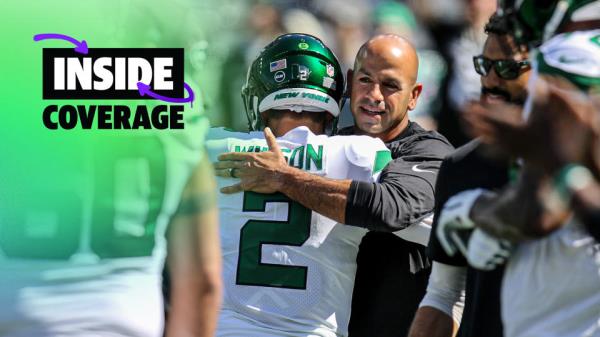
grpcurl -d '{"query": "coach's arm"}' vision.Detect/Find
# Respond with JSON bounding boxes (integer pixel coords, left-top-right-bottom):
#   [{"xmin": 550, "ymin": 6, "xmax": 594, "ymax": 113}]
[{"xmin": 215, "ymin": 128, "xmax": 449, "ymax": 231}]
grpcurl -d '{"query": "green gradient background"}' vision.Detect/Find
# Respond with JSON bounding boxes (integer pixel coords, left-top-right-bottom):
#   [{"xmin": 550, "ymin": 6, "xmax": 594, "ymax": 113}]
[{"xmin": 0, "ymin": 0, "xmax": 233, "ymax": 259}]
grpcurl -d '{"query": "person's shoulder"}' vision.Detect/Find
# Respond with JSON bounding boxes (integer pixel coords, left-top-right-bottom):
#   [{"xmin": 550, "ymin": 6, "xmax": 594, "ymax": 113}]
[
  {"xmin": 442, "ymin": 138, "xmax": 511, "ymax": 172},
  {"xmin": 437, "ymin": 139, "xmax": 486, "ymax": 178},
  {"xmin": 438, "ymin": 139, "xmax": 510, "ymax": 191},
  {"xmin": 328, "ymin": 134, "xmax": 390, "ymax": 170},
  {"xmin": 329, "ymin": 133, "xmax": 384, "ymax": 145},
  {"xmin": 406, "ymin": 122, "xmax": 453, "ymax": 143},
  {"xmin": 444, "ymin": 138, "xmax": 482, "ymax": 164},
  {"xmin": 390, "ymin": 122, "xmax": 454, "ymax": 159},
  {"xmin": 328, "ymin": 128, "xmax": 387, "ymax": 150}
]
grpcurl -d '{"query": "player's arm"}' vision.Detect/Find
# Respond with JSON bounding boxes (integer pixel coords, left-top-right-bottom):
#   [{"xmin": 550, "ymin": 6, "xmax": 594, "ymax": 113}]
[
  {"xmin": 165, "ymin": 155, "xmax": 222, "ymax": 337},
  {"xmin": 469, "ymin": 167, "xmax": 569, "ymax": 242},
  {"xmin": 552, "ymin": 163, "xmax": 600, "ymax": 242},
  {"xmin": 408, "ymin": 262, "xmax": 466, "ymax": 337},
  {"xmin": 276, "ymin": 167, "xmax": 352, "ymax": 223},
  {"xmin": 411, "ymin": 158, "xmax": 467, "ymax": 337},
  {"xmin": 572, "ymin": 183, "xmax": 600, "ymax": 241},
  {"xmin": 246, "ymin": 154, "xmax": 440, "ymax": 232}
]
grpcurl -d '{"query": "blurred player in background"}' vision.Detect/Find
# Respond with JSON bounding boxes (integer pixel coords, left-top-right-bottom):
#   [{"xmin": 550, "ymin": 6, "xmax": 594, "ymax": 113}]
[
  {"xmin": 0, "ymin": 0, "xmax": 222, "ymax": 336},
  {"xmin": 208, "ymin": 33, "xmax": 392, "ymax": 337},
  {"xmin": 437, "ymin": 0, "xmax": 600, "ymax": 336},
  {"xmin": 410, "ymin": 11, "xmax": 532, "ymax": 337}
]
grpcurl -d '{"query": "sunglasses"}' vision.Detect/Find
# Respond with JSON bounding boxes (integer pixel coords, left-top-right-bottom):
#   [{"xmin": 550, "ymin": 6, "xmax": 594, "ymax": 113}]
[{"xmin": 473, "ymin": 55, "xmax": 530, "ymax": 80}]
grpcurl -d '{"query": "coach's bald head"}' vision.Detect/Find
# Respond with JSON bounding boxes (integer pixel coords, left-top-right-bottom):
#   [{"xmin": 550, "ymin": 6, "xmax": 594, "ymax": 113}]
[
  {"xmin": 354, "ymin": 35, "xmax": 419, "ymax": 83},
  {"xmin": 349, "ymin": 34, "xmax": 422, "ymax": 141}
]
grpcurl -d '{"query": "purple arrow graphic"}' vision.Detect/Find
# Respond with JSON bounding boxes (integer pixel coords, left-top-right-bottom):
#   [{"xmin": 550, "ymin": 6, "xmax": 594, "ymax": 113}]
[
  {"xmin": 33, "ymin": 33, "xmax": 88, "ymax": 54},
  {"xmin": 137, "ymin": 82, "xmax": 195, "ymax": 106}
]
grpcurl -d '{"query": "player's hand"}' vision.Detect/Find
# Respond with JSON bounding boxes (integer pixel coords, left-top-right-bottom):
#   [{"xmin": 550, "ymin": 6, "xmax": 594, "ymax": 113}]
[
  {"xmin": 214, "ymin": 127, "xmax": 289, "ymax": 194},
  {"xmin": 462, "ymin": 99, "xmax": 526, "ymax": 158},
  {"xmin": 470, "ymin": 168, "xmax": 570, "ymax": 242},
  {"xmin": 466, "ymin": 228, "xmax": 512, "ymax": 271},
  {"xmin": 464, "ymin": 75, "xmax": 599, "ymax": 175},
  {"xmin": 436, "ymin": 189, "xmax": 486, "ymax": 257},
  {"xmin": 526, "ymin": 75, "xmax": 599, "ymax": 173}
]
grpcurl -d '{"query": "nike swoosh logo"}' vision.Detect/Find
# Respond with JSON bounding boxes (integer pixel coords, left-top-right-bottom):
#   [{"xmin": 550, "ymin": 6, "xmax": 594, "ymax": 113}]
[{"xmin": 412, "ymin": 164, "xmax": 435, "ymax": 174}]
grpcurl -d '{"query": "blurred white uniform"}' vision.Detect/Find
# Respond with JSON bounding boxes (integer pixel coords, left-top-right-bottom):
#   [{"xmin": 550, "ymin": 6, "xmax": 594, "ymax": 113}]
[
  {"xmin": 207, "ymin": 126, "xmax": 391, "ymax": 337},
  {"xmin": 501, "ymin": 30, "xmax": 600, "ymax": 337},
  {"xmin": 0, "ymin": 117, "xmax": 209, "ymax": 337}
]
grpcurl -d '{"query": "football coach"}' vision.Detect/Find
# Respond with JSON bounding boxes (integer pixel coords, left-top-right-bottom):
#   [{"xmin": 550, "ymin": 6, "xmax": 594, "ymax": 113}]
[{"xmin": 215, "ymin": 34, "xmax": 453, "ymax": 337}]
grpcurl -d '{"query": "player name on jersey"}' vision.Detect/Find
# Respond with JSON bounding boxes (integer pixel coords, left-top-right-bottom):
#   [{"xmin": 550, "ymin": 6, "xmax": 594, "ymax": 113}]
[
  {"xmin": 232, "ymin": 142, "xmax": 324, "ymax": 172},
  {"xmin": 207, "ymin": 127, "xmax": 392, "ymax": 337}
]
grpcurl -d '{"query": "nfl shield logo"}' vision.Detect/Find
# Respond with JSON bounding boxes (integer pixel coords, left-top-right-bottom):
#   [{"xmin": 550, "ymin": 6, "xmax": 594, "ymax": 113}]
[{"xmin": 274, "ymin": 71, "xmax": 286, "ymax": 82}]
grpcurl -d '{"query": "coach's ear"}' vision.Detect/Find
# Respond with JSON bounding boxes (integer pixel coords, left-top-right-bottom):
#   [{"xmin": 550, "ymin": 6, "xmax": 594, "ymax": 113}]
[
  {"xmin": 345, "ymin": 69, "xmax": 354, "ymax": 99},
  {"xmin": 408, "ymin": 83, "xmax": 423, "ymax": 111}
]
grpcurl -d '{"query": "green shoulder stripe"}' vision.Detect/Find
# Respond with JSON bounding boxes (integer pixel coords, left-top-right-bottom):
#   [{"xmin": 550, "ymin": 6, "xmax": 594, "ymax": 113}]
[{"xmin": 373, "ymin": 150, "xmax": 392, "ymax": 174}]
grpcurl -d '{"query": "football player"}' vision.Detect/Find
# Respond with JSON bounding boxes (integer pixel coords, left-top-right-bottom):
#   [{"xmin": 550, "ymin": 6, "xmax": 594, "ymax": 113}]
[
  {"xmin": 0, "ymin": 64, "xmax": 221, "ymax": 337},
  {"xmin": 437, "ymin": 1, "xmax": 600, "ymax": 336},
  {"xmin": 0, "ymin": 1, "xmax": 222, "ymax": 336},
  {"xmin": 409, "ymin": 11, "xmax": 532, "ymax": 337},
  {"xmin": 207, "ymin": 33, "xmax": 392, "ymax": 337}
]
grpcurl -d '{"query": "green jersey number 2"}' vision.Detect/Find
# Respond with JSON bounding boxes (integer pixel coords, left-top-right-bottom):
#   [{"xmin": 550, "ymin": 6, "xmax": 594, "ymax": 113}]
[{"xmin": 236, "ymin": 191, "xmax": 311, "ymax": 289}]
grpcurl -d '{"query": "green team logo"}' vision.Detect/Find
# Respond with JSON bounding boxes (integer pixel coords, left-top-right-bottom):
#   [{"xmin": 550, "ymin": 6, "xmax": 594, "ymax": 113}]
[{"xmin": 298, "ymin": 42, "xmax": 309, "ymax": 50}]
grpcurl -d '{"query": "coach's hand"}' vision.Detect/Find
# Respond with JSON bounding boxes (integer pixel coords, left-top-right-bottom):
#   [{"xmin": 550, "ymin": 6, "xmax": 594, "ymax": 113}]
[{"xmin": 214, "ymin": 127, "xmax": 290, "ymax": 194}]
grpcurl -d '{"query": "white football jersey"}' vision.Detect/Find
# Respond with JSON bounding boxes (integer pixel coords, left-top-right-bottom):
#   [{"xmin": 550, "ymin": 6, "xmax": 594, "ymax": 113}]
[
  {"xmin": 502, "ymin": 219, "xmax": 600, "ymax": 337},
  {"xmin": 503, "ymin": 30, "xmax": 600, "ymax": 337},
  {"xmin": 0, "ymin": 115, "xmax": 209, "ymax": 337},
  {"xmin": 207, "ymin": 126, "xmax": 391, "ymax": 337}
]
